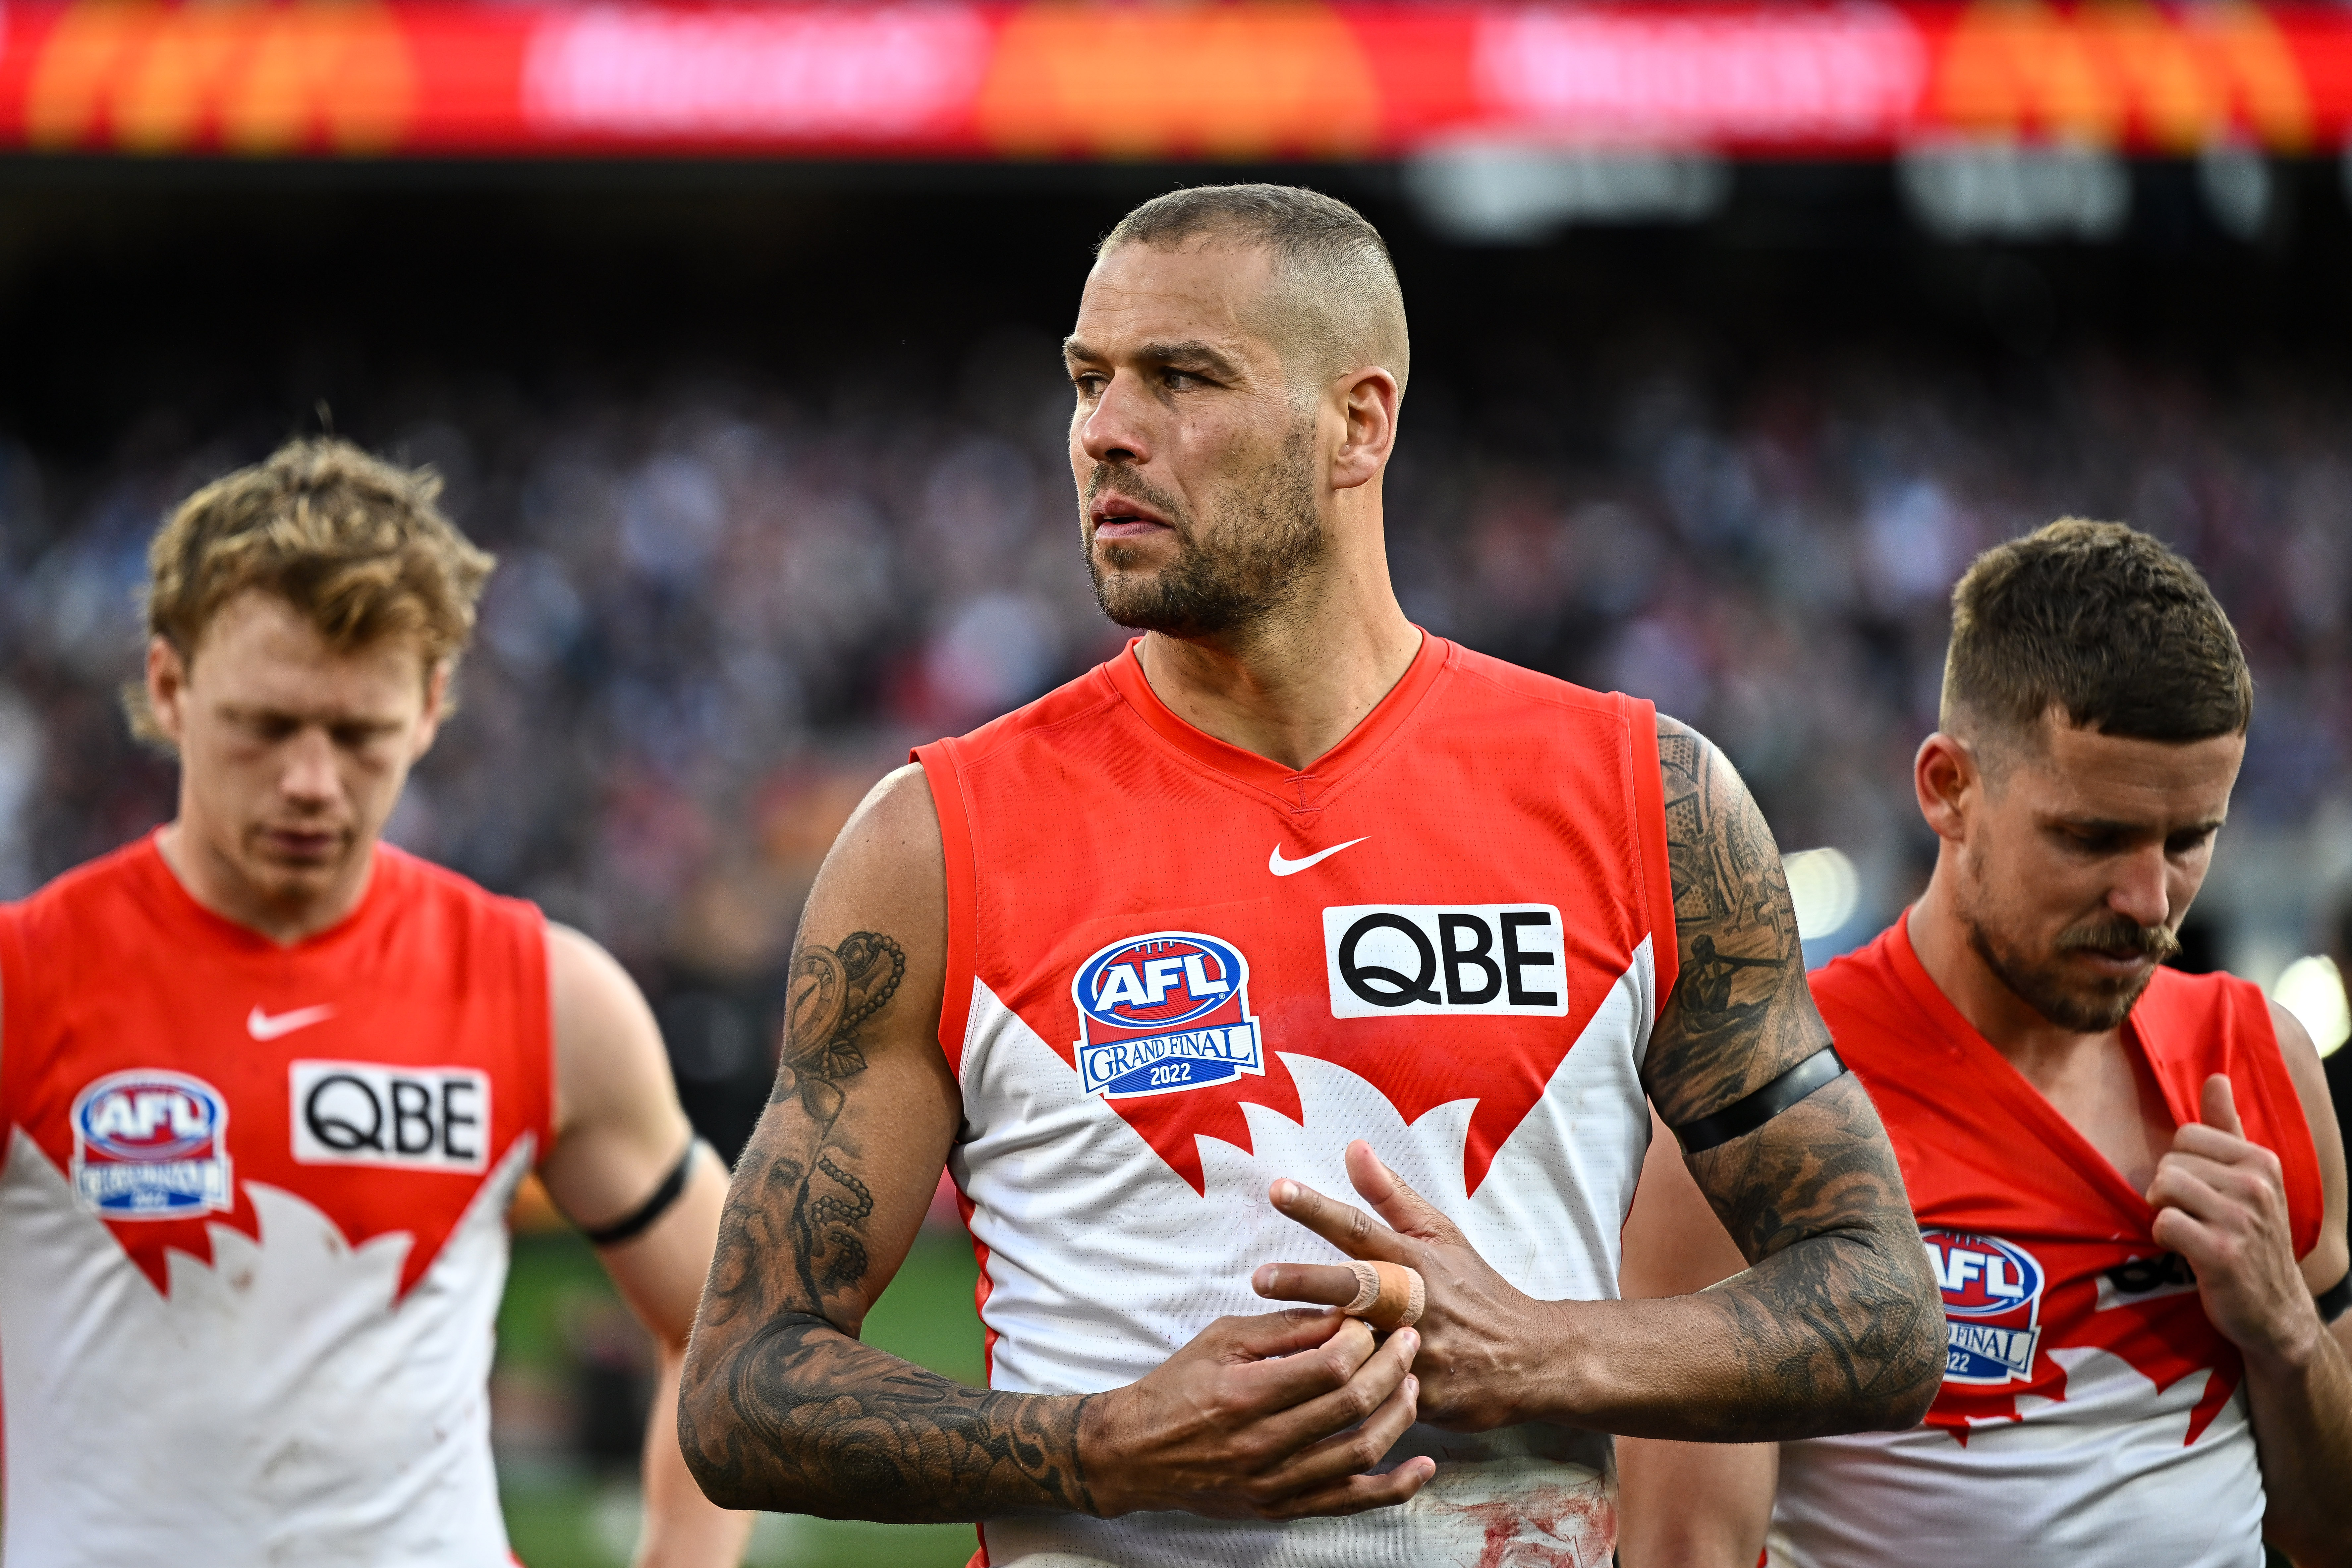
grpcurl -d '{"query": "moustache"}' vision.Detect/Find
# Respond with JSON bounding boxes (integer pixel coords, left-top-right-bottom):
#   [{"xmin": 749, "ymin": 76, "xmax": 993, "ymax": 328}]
[
  {"xmin": 1083, "ymin": 464, "xmax": 1189, "ymax": 531},
  {"xmin": 2054, "ymin": 918, "xmax": 2181, "ymax": 963}
]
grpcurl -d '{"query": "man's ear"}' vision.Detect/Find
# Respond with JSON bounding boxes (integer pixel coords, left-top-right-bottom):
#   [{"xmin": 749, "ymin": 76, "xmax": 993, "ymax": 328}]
[
  {"xmin": 146, "ymin": 636, "xmax": 190, "ymax": 748},
  {"xmin": 1915, "ymin": 731, "xmax": 1981, "ymax": 844},
  {"xmin": 1329, "ymin": 365, "xmax": 1401, "ymax": 493}
]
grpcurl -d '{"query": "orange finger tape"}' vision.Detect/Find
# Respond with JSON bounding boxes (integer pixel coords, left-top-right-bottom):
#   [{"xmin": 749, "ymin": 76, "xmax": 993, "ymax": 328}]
[{"xmin": 1341, "ymin": 1260, "xmax": 1425, "ymax": 1331}]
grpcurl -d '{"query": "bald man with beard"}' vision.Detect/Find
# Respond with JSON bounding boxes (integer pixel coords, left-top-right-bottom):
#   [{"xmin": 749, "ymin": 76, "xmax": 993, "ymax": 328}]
[{"xmin": 676, "ymin": 185, "xmax": 1942, "ymax": 1567}]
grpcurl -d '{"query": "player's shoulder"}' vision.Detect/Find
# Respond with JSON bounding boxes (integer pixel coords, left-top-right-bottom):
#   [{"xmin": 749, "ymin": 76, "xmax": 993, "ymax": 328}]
[
  {"xmin": 1435, "ymin": 638, "xmax": 1641, "ymax": 727},
  {"xmin": 928, "ymin": 657, "xmax": 1126, "ymax": 773},
  {"xmin": 1, "ymin": 835, "xmax": 168, "ymax": 952},
  {"xmin": 368, "ymin": 842, "xmax": 546, "ymax": 945}
]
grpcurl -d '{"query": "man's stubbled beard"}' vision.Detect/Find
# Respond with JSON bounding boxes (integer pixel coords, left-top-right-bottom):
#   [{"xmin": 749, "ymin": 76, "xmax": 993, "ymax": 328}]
[
  {"xmin": 1082, "ymin": 420, "xmax": 1324, "ymax": 639},
  {"xmin": 1966, "ymin": 906, "xmax": 2182, "ymax": 1033}
]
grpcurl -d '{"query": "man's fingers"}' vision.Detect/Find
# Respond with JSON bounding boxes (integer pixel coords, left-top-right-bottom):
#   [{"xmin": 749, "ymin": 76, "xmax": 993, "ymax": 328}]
[
  {"xmin": 1259, "ymin": 1371, "xmax": 1424, "ymax": 1496},
  {"xmin": 1257, "ymin": 1455, "xmax": 1437, "ymax": 1521},
  {"xmin": 1209, "ymin": 1308, "xmax": 1358, "ymax": 1363},
  {"xmin": 1345, "ymin": 1140, "xmax": 1465, "ymax": 1244},
  {"xmin": 2145, "ymin": 1163, "xmax": 2229, "ymax": 1222},
  {"xmin": 1252, "ymin": 1329, "xmax": 1422, "ymax": 1468},
  {"xmin": 1253, "ymin": 1262, "xmax": 1373, "ymax": 1309},
  {"xmin": 2150, "ymin": 1204, "xmax": 2221, "ymax": 1261},
  {"xmin": 1229, "ymin": 1318, "xmax": 1383, "ymax": 1410},
  {"xmin": 2200, "ymin": 1073, "xmax": 2245, "ymax": 1138},
  {"xmin": 1269, "ymin": 1178, "xmax": 1414, "ymax": 1264}
]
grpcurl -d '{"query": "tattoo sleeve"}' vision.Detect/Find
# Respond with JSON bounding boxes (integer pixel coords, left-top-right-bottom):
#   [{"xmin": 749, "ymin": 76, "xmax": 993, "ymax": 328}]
[
  {"xmin": 677, "ymin": 930, "xmax": 1098, "ymax": 1520},
  {"xmin": 1645, "ymin": 716, "xmax": 1944, "ymax": 1434}
]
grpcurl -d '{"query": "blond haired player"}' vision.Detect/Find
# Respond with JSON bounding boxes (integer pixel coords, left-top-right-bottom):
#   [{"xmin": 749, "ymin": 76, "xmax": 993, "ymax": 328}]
[
  {"xmin": 0, "ymin": 439, "xmax": 751, "ymax": 1566},
  {"xmin": 676, "ymin": 185, "xmax": 1942, "ymax": 1566}
]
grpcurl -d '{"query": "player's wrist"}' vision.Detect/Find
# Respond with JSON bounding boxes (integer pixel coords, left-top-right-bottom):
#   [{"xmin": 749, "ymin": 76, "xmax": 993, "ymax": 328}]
[
  {"xmin": 1073, "ymin": 1386, "xmax": 1139, "ymax": 1517},
  {"xmin": 2234, "ymin": 1294, "xmax": 2324, "ymax": 1379},
  {"xmin": 1507, "ymin": 1297, "xmax": 1596, "ymax": 1427}
]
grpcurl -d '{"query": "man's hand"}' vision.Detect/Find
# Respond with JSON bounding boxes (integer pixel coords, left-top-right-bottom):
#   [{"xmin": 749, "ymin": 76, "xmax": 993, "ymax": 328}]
[
  {"xmin": 2149, "ymin": 1073, "xmax": 2324, "ymax": 1372},
  {"xmin": 1253, "ymin": 1139, "xmax": 1546, "ymax": 1432},
  {"xmin": 1082, "ymin": 1309, "xmax": 1432, "ymax": 1519}
]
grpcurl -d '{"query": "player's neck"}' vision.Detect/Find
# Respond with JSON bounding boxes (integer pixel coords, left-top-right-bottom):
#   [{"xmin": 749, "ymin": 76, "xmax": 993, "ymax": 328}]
[
  {"xmin": 155, "ymin": 818, "xmax": 378, "ymax": 947},
  {"xmin": 1905, "ymin": 873, "xmax": 2123, "ymax": 1077},
  {"xmin": 1134, "ymin": 588, "xmax": 1421, "ymax": 773}
]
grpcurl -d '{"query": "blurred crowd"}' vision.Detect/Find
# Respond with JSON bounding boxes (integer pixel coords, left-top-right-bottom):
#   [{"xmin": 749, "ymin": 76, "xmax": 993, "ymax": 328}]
[{"xmin": 4, "ymin": 336, "xmax": 2349, "ymax": 1150}]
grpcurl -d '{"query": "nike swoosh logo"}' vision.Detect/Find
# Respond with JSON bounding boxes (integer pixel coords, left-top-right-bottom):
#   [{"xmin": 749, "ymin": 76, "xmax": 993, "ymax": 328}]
[
  {"xmin": 1268, "ymin": 838, "xmax": 1368, "ymax": 877},
  {"xmin": 247, "ymin": 1004, "xmax": 336, "ymax": 1041}
]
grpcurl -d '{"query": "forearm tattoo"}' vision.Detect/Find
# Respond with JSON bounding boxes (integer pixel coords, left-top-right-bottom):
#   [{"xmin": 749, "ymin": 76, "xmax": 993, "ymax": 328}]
[
  {"xmin": 1648, "ymin": 718, "xmax": 1944, "ymax": 1433},
  {"xmin": 678, "ymin": 930, "xmax": 1096, "ymax": 1519}
]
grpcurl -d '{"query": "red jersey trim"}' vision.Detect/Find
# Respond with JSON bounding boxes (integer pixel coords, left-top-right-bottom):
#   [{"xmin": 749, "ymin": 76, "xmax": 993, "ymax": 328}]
[
  {"xmin": 914, "ymin": 742, "xmax": 981, "ymax": 1078},
  {"xmin": 1622, "ymin": 696, "xmax": 1678, "ymax": 1019}
]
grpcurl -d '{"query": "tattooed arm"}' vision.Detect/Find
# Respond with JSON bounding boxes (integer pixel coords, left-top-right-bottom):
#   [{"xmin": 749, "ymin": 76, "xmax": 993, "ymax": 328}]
[
  {"xmin": 1257, "ymin": 716, "xmax": 1941, "ymax": 1442},
  {"xmin": 678, "ymin": 765, "xmax": 1432, "ymax": 1522}
]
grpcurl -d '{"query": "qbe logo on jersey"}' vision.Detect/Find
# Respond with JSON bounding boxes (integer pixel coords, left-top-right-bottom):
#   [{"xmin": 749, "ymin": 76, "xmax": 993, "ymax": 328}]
[
  {"xmin": 291, "ymin": 1061, "xmax": 490, "ymax": 1172},
  {"xmin": 1073, "ymin": 932, "xmax": 1264, "ymax": 1100},
  {"xmin": 1323, "ymin": 905, "xmax": 1568, "ymax": 1018},
  {"xmin": 70, "ymin": 1070, "xmax": 235, "ymax": 1219},
  {"xmin": 1925, "ymin": 1228, "xmax": 2046, "ymax": 1384}
]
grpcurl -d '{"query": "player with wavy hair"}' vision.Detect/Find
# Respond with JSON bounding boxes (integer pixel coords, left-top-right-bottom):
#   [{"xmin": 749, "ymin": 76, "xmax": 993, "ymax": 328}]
[{"xmin": 0, "ymin": 437, "xmax": 751, "ymax": 1566}]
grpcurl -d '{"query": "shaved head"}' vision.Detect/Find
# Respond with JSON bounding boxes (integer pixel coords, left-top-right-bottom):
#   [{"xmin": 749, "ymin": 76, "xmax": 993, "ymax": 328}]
[{"xmin": 1097, "ymin": 184, "xmax": 1409, "ymax": 403}]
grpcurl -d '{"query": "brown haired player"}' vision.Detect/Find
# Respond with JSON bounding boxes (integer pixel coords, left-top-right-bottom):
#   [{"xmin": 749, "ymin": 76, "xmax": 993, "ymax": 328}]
[
  {"xmin": 675, "ymin": 185, "xmax": 1941, "ymax": 1566},
  {"xmin": 1618, "ymin": 521, "xmax": 2351, "ymax": 1568},
  {"xmin": 0, "ymin": 439, "xmax": 751, "ymax": 1565}
]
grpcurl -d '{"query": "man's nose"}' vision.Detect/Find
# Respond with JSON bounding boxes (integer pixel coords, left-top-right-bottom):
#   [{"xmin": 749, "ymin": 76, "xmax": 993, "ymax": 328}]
[
  {"xmin": 279, "ymin": 728, "xmax": 339, "ymax": 804},
  {"xmin": 1078, "ymin": 371, "xmax": 1153, "ymax": 467},
  {"xmin": 2107, "ymin": 846, "xmax": 2170, "ymax": 930}
]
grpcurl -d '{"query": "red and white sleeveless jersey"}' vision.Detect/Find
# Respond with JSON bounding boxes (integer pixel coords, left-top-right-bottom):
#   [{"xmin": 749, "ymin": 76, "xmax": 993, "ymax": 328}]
[
  {"xmin": 1771, "ymin": 916, "xmax": 2322, "ymax": 1568},
  {"xmin": 0, "ymin": 835, "xmax": 553, "ymax": 1567},
  {"xmin": 915, "ymin": 634, "xmax": 1677, "ymax": 1568}
]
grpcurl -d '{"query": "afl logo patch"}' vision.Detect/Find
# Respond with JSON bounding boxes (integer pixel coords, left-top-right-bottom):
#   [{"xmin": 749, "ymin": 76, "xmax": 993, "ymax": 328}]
[
  {"xmin": 69, "ymin": 1070, "xmax": 235, "ymax": 1220},
  {"xmin": 1924, "ymin": 1228, "xmax": 2045, "ymax": 1384},
  {"xmin": 1073, "ymin": 931, "xmax": 1265, "ymax": 1100}
]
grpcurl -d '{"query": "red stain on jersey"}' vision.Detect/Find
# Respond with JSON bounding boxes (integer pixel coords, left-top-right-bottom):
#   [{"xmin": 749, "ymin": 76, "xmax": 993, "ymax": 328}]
[
  {"xmin": 1815, "ymin": 916, "xmax": 2321, "ymax": 1442},
  {"xmin": 1440, "ymin": 1487, "xmax": 1618, "ymax": 1567},
  {"xmin": 917, "ymin": 636, "xmax": 1677, "ymax": 1197},
  {"xmin": 0, "ymin": 836, "xmax": 553, "ymax": 1298}
]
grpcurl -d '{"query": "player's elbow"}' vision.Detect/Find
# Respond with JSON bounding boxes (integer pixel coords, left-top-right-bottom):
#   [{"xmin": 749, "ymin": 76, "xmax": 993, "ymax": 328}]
[
  {"xmin": 674, "ymin": 1352, "xmax": 803, "ymax": 1514},
  {"xmin": 1861, "ymin": 1238, "xmax": 1946, "ymax": 1431}
]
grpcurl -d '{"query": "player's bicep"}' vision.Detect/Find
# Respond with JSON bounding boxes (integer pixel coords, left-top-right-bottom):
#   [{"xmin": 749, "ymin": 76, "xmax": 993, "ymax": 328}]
[
  {"xmin": 705, "ymin": 763, "xmax": 957, "ymax": 1340},
  {"xmin": 540, "ymin": 922, "xmax": 696, "ymax": 1225},
  {"xmin": 2267, "ymin": 999, "xmax": 2349, "ymax": 1295},
  {"xmin": 1645, "ymin": 713, "xmax": 1831, "ymax": 1127}
]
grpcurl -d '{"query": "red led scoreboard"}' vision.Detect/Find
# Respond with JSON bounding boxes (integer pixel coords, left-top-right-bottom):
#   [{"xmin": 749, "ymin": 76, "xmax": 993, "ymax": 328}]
[{"xmin": 1, "ymin": 0, "xmax": 2349, "ymax": 161}]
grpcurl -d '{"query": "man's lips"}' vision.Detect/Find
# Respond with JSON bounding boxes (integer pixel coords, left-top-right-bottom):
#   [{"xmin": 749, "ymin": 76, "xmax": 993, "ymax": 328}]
[
  {"xmin": 260, "ymin": 826, "xmax": 344, "ymax": 861},
  {"xmin": 1090, "ymin": 492, "xmax": 1173, "ymax": 541}
]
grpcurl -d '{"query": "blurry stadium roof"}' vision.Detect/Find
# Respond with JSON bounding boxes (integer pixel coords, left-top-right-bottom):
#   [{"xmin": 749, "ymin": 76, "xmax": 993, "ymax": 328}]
[{"xmin": 2, "ymin": 0, "xmax": 2350, "ymax": 162}]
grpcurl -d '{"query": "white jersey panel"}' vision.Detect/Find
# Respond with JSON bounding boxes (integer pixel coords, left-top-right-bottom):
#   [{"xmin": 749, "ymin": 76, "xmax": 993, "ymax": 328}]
[
  {"xmin": 950, "ymin": 940, "xmax": 1657, "ymax": 1568},
  {"xmin": 1771, "ymin": 1344, "xmax": 2265, "ymax": 1568},
  {"xmin": 0, "ymin": 1127, "xmax": 531, "ymax": 1568}
]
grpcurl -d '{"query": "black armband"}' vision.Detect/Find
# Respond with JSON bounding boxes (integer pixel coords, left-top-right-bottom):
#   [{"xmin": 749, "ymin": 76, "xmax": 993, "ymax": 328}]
[
  {"xmin": 582, "ymin": 1138, "xmax": 704, "ymax": 1247},
  {"xmin": 2320, "ymin": 1265, "xmax": 2352, "ymax": 1326},
  {"xmin": 1671, "ymin": 1047, "xmax": 1847, "ymax": 1154}
]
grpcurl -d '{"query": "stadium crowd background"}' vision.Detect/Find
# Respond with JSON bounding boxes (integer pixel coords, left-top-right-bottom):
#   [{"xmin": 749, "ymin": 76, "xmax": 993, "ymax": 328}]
[{"xmin": 7, "ymin": 164, "xmax": 2352, "ymax": 1565}]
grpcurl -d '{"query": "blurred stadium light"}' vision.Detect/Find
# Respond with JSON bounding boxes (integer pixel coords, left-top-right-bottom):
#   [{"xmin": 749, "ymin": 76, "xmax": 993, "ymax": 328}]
[
  {"xmin": 1898, "ymin": 141, "xmax": 2132, "ymax": 240},
  {"xmin": 1783, "ymin": 848, "xmax": 1861, "ymax": 943},
  {"xmin": 1405, "ymin": 143, "xmax": 1729, "ymax": 240},
  {"xmin": 2273, "ymin": 955, "xmax": 2351, "ymax": 1059}
]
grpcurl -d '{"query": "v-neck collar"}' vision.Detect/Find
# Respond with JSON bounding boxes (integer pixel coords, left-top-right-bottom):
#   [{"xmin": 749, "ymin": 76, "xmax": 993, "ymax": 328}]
[
  {"xmin": 134, "ymin": 829, "xmax": 390, "ymax": 958},
  {"xmin": 1101, "ymin": 631, "xmax": 1445, "ymax": 815},
  {"xmin": 1885, "ymin": 911, "xmax": 2160, "ymax": 1227}
]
